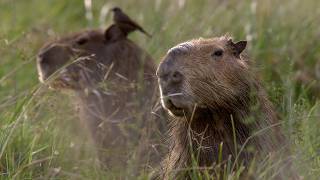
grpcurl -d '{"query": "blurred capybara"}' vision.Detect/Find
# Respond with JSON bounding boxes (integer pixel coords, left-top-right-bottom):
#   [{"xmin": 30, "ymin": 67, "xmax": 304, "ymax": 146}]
[
  {"xmin": 156, "ymin": 36, "xmax": 288, "ymax": 179},
  {"xmin": 37, "ymin": 24, "xmax": 165, "ymax": 169}
]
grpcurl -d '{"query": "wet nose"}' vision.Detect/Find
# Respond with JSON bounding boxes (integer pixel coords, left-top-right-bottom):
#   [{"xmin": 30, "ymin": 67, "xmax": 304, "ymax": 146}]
[
  {"xmin": 170, "ymin": 71, "xmax": 183, "ymax": 83},
  {"xmin": 37, "ymin": 51, "xmax": 46, "ymax": 63},
  {"xmin": 158, "ymin": 60, "xmax": 183, "ymax": 84},
  {"xmin": 37, "ymin": 52, "xmax": 48, "ymax": 66},
  {"xmin": 37, "ymin": 44, "xmax": 70, "ymax": 64},
  {"xmin": 37, "ymin": 44, "xmax": 57, "ymax": 64}
]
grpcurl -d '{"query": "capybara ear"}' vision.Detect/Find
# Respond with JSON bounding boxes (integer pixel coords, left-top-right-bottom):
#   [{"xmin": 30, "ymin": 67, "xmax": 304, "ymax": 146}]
[
  {"xmin": 234, "ymin": 41, "xmax": 247, "ymax": 55},
  {"xmin": 104, "ymin": 24, "xmax": 126, "ymax": 42},
  {"xmin": 227, "ymin": 39, "xmax": 247, "ymax": 57}
]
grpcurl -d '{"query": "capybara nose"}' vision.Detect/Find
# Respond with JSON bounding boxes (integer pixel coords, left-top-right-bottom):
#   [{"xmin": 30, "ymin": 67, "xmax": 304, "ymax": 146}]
[
  {"xmin": 157, "ymin": 61, "xmax": 184, "ymax": 96},
  {"xmin": 38, "ymin": 44, "xmax": 73, "ymax": 68},
  {"xmin": 37, "ymin": 44, "xmax": 58, "ymax": 64},
  {"xmin": 170, "ymin": 71, "xmax": 183, "ymax": 83},
  {"xmin": 37, "ymin": 52, "xmax": 47, "ymax": 66},
  {"xmin": 158, "ymin": 60, "xmax": 183, "ymax": 85},
  {"xmin": 159, "ymin": 68, "xmax": 183, "ymax": 86},
  {"xmin": 37, "ymin": 51, "xmax": 47, "ymax": 63},
  {"xmin": 38, "ymin": 44, "xmax": 71, "ymax": 63}
]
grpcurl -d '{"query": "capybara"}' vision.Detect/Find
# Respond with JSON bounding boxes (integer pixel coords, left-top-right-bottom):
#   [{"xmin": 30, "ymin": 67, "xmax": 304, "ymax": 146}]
[
  {"xmin": 156, "ymin": 36, "xmax": 290, "ymax": 179},
  {"xmin": 37, "ymin": 24, "xmax": 165, "ymax": 170}
]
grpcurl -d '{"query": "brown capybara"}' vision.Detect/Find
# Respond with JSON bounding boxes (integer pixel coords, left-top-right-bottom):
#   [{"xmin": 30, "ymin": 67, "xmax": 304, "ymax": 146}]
[
  {"xmin": 156, "ymin": 36, "xmax": 291, "ymax": 179},
  {"xmin": 37, "ymin": 24, "xmax": 165, "ymax": 170}
]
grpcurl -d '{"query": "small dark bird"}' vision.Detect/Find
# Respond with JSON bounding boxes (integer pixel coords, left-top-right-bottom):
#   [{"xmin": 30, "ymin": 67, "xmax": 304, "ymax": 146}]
[{"xmin": 111, "ymin": 7, "xmax": 152, "ymax": 38}]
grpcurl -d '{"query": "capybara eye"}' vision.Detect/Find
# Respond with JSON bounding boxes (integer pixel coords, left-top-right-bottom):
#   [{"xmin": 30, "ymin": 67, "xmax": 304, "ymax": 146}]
[
  {"xmin": 212, "ymin": 49, "xmax": 223, "ymax": 57},
  {"xmin": 76, "ymin": 38, "xmax": 88, "ymax": 45}
]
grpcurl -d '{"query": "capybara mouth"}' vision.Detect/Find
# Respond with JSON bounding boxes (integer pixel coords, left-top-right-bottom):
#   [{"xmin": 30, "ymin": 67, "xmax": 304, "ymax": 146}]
[
  {"xmin": 50, "ymin": 79, "xmax": 75, "ymax": 89},
  {"xmin": 164, "ymin": 98, "xmax": 186, "ymax": 117},
  {"xmin": 40, "ymin": 73, "xmax": 78, "ymax": 90}
]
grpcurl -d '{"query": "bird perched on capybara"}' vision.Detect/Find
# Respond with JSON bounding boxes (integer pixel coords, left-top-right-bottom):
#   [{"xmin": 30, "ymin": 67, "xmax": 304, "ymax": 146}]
[
  {"xmin": 37, "ymin": 23, "xmax": 165, "ymax": 171},
  {"xmin": 111, "ymin": 7, "xmax": 152, "ymax": 38},
  {"xmin": 156, "ymin": 36, "xmax": 289, "ymax": 179}
]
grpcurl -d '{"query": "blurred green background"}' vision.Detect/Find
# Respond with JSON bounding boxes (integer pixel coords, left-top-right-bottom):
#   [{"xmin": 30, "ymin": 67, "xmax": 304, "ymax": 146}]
[{"xmin": 0, "ymin": 0, "xmax": 319, "ymax": 179}]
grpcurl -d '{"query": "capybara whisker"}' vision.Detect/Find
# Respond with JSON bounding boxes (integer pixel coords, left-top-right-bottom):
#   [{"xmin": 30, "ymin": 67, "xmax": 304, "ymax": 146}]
[{"xmin": 161, "ymin": 93, "xmax": 183, "ymax": 99}]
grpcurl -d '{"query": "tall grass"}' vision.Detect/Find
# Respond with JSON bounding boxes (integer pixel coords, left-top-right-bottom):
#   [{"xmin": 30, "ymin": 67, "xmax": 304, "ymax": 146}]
[{"xmin": 1, "ymin": 0, "xmax": 319, "ymax": 179}]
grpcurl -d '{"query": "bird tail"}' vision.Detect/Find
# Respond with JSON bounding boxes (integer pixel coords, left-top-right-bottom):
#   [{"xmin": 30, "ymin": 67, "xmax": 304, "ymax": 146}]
[{"xmin": 140, "ymin": 28, "xmax": 152, "ymax": 38}]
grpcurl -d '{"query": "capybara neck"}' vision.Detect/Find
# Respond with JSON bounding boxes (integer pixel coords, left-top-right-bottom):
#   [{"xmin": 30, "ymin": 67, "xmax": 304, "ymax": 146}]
[{"xmin": 167, "ymin": 87, "xmax": 253, "ymax": 167}]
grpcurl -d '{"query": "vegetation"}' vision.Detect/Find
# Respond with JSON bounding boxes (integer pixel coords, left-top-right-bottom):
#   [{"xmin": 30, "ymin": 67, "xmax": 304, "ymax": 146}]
[{"xmin": 1, "ymin": 0, "xmax": 319, "ymax": 179}]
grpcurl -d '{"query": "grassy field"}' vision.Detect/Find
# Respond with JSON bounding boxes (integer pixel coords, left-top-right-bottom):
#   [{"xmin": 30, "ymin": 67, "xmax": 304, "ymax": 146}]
[{"xmin": 1, "ymin": 0, "xmax": 320, "ymax": 179}]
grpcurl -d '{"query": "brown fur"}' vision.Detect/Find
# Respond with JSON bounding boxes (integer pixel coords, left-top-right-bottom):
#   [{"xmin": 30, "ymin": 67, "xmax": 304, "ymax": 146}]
[
  {"xmin": 156, "ymin": 36, "xmax": 289, "ymax": 179},
  {"xmin": 37, "ymin": 25, "xmax": 165, "ymax": 170}
]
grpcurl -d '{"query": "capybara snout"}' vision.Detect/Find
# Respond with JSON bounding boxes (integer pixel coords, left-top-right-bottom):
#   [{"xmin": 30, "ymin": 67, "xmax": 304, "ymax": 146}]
[
  {"xmin": 157, "ymin": 59, "xmax": 184, "ymax": 96},
  {"xmin": 157, "ymin": 55, "xmax": 193, "ymax": 117},
  {"xmin": 37, "ymin": 43, "xmax": 74, "ymax": 82}
]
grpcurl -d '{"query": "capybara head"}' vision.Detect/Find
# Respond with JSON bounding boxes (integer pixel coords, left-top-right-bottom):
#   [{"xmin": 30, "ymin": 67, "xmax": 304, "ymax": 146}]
[
  {"xmin": 36, "ymin": 24, "xmax": 147, "ymax": 90},
  {"xmin": 157, "ymin": 36, "xmax": 249, "ymax": 118}
]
